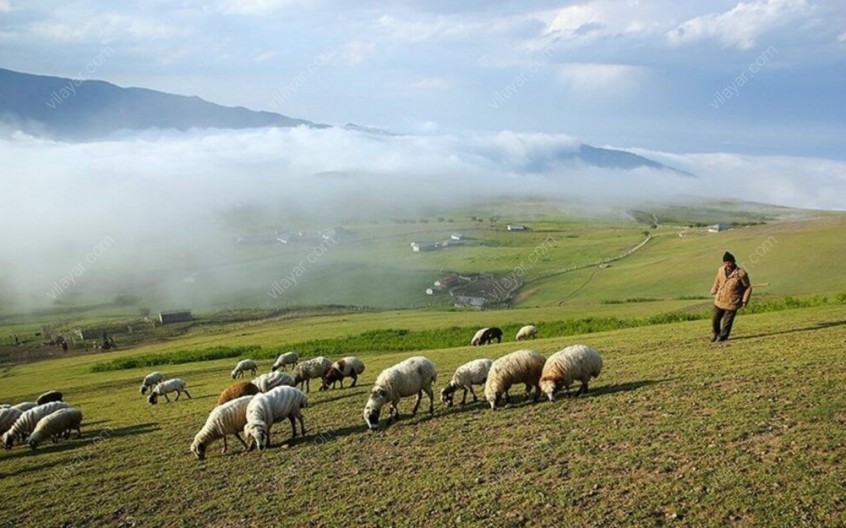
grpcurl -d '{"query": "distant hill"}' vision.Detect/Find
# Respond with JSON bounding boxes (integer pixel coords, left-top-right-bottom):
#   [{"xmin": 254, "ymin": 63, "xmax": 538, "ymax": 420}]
[{"xmin": 0, "ymin": 67, "xmax": 325, "ymax": 139}]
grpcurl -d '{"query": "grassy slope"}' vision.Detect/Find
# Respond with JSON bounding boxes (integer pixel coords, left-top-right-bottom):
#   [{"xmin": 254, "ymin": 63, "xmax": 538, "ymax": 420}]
[{"xmin": 2, "ymin": 304, "xmax": 845, "ymax": 527}]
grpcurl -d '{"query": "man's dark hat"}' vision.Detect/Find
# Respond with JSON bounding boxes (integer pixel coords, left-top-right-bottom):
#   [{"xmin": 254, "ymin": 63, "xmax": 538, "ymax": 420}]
[{"xmin": 723, "ymin": 251, "xmax": 735, "ymax": 262}]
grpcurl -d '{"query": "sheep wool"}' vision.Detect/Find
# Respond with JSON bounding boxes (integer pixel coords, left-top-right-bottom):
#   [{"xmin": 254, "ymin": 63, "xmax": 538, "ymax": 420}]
[
  {"xmin": 12, "ymin": 402, "xmax": 38, "ymax": 413},
  {"xmin": 292, "ymin": 356, "xmax": 332, "ymax": 393},
  {"xmin": 35, "ymin": 391, "xmax": 63, "ymax": 405},
  {"xmin": 320, "ymin": 356, "xmax": 366, "ymax": 391},
  {"xmin": 0, "ymin": 407, "xmax": 23, "ymax": 436},
  {"xmin": 27, "ymin": 408, "xmax": 83, "ymax": 450},
  {"xmin": 484, "ymin": 349, "xmax": 546, "ymax": 409},
  {"xmin": 364, "ymin": 356, "xmax": 437, "ymax": 430},
  {"xmin": 217, "ymin": 381, "xmax": 260, "ymax": 405},
  {"xmin": 231, "ymin": 359, "xmax": 258, "ymax": 379},
  {"xmin": 515, "ymin": 325, "xmax": 538, "ymax": 341},
  {"xmin": 540, "ymin": 344, "xmax": 603, "ymax": 400},
  {"xmin": 3, "ymin": 401, "xmax": 70, "ymax": 448},
  {"xmin": 470, "ymin": 328, "xmax": 489, "ymax": 346},
  {"xmin": 271, "ymin": 351, "xmax": 299, "ymax": 372},
  {"xmin": 441, "ymin": 358, "xmax": 493, "ymax": 407},
  {"xmin": 147, "ymin": 379, "xmax": 191, "ymax": 405},
  {"xmin": 244, "ymin": 386, "xmax": 308, "ymax": 451},
  {"xmin": 191, "ymin": 395, "xmax": 254, "ymax": 460},
  {"xmin": 140, "ymin": 372, "xmax": 164, "ymax": 395},
  {"xmin": 253, "ymin": 371, "xmax": 295, "ymax": 393}
]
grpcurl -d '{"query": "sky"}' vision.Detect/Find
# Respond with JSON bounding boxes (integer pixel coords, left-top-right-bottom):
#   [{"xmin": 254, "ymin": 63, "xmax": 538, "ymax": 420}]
[{"xmin": 1, "ymin": 0, "xmax": 845, "ymax": 158}]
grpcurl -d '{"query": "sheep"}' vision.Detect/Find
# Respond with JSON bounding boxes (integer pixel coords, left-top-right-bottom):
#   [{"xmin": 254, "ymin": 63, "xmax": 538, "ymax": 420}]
[
  {"xmin": 27, "ymin": 408, "xmax": 83, "ymax": 450},
  {"xmin": 515, "ymin": 325, "xmax": 538, "ymax": 341},
  {"xmin": 320, "ymin": 356, "xmax": 366, "ymax": 391},
  {"xmin": 12, "ymin": 402, "xmax": 38, "ymax": 413},
  {"xmin": 243, "ymin": 386, "xmax": 308, "ymax": 451},
  {"xmin": 35, "ymin": 390, "xmax": 63, "ymax": 405},
  {"xmin": 147, "ymin": 379, "xmax": 192, "ymax": 405},
  {"xmin": 363, "ymin": 356, "xmax": 437, "ymax": 430},
  {"xmin": 271, "ymin": 351, "xmax": 299, "ymax": 372},
  {"xmin": 292, "ymin": 356, "xmax": 332, "ymax": 393},
  {"xmin": 0, "ymin": 407, "xmax": 23, "ymax": 436},
  {"xmin": 140, "ymin": 372, "xmax": 164, "ymax": 395},
  {"xmin": 470, "ymin": 328, "xmax": 489, "ymax": 346},
  {"xmin": 217, "ymin": 381, "xmax": 260, "ymax": 405},
  {"xmin": 252, "ymin": 371, "xmax": 295, "ymax": 393},
  {"xmin": 190, "ymin": 395, "xmax": 254, "ymax": 460},
  {"xmin": 484, "ymin": 349, "xmax": 546, "ymax": 409},
  {"xmin": 3, "ymin": 401, "xmax": 70, "ymax": 448},
  {"xmin": 479, "ymin": 327, "xmax": 503, "ymax": 345},
  {"xmin": 441, "ymin": 358, "xmax": 493, "ymax": 407},
  {"xmin": 231, "ymin": 359, "xmax": 258, "ymax": 379},
  {"xmin": 540, "ymin": 344, "xmax": 603, "ymax": 400}
]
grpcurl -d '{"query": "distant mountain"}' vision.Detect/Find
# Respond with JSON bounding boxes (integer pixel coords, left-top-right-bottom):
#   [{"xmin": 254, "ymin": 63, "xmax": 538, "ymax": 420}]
[{"xmin": 0, "ymin": 67, "xmax": 325, "ymax": 139}]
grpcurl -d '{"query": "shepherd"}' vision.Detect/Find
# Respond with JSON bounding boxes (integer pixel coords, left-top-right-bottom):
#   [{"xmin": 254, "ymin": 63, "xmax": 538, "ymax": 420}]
[{"xmin": 710, "ymin": 251, "xmax": 752, "ymax": 342}]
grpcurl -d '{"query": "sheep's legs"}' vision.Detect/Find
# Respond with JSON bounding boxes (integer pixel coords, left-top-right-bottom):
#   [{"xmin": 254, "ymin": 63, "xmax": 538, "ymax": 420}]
[
  {"xmin": 424, "ymin": 386, "xmax": 434, "ymax": 415},
  {"xmin": 222, "ymin": 435, "xmax": 229, "ymax": 453},
  {"xmin": 289, "ymin": 415, "xmax": 297, "ymax": 438},
  {"xmin": 461, "ymin": 388, "xmax": 468, "ymax": 406},
  {"xmin": 576, "ymin": 382, "xmax": 588, "ymax": 397},
  {"xmin": 163, "ymin": 393, "xmax": 171, "ymax": 403},
  {"xmin": 297, "ymin": 414, "xmax": 306, "ymax": 436},
  {"xmin": 412, "ymin": 391, "xmax": 423, "ymax": 415},
  {"xmin": 350, "ymin": 373, "xmax": 357, "ymax": 387},
  {"xmin": 184, "ymin": 389, "xmax": 192, "ymax": 399},
  {"xmin": 234, "ymin": 432, "xmax": 248, "ymax": 450},
  {"xmin": 468, "ymin": 386, "xmax": 478, "ymax": 403}
]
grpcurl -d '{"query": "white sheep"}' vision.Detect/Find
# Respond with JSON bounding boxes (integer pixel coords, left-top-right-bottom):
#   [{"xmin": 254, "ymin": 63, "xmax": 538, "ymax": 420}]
[
  {"xmin": 484, "ymin": 349, "xmax": 546, "ymax": 409},
  {"xmin": 271, "ymin": 351, "xmax": 299, "ymax": 372},
  {"xmin": 540, "ymin": 344, "xmax": 603, "ymax": 400},
  {"xmin": 292, "ymin": 356, "xmax": 332, "ymax": 393},
  {"xmin": 252, "ymin": 371, "xmax": 295, "ymax": 393},
  {"xmin": 441, "ymin": 358, "xmax": 493, "ymax": 407},
  {"xmin": 363, "ymin": 356, "xmax": 437, "ymax": 430},
  {"xmin": 12, "ymin": 402, "xmax": 38, "ymax": 413},
  {"xmin": 515, "ymin": 325, "xmax": 538, "ymax": 341},
  {"xmin": 231, "ymin": 359, "xmax": 258, "ymax": 379},
  {"xmin": 147, "ymin": 379, "xmax": 192, "ymax": 404},
  {"xmin": 3, "ymin": 401, "xmax": 70, "ymax": 448},
  {"xmin": 140, "ymin": 372, "xmax": 164, "ymax": 395},
  {"xmin": 470, "ymin": 328, "xmax": 489, "ymax": 346},
  {"xmin": 320, "ymin": 356, "xmax": 366, "ymax": 391},
  {"xmin": 243, "ymin": 386, "xmax": 308, "ymax": 451},
  {"xmin": 190, "ymin": 395, "xmax": 254, "ymax": 460},
  {"xmin": 0, "ymin": 407, "xmax": 23, "ymax": 436},
  {"xmin": 27, "ymin": 408, "xmax": 83, "ymax": 450}
]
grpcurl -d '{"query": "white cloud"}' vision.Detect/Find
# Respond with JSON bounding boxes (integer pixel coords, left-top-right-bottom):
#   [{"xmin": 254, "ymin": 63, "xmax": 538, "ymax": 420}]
[
  {"xmin": 409, "ymin": 77, "xmax": 451, "ymax": 91},
  {"xmin": 218, "ymin": 0, "xmax": 313, "ymax": 16},
  {"xmin": 838, "ymin": 31, "xmax": 846, "ymax": 43},
  {"xmin": 337, "ymin": 40, "xmax": 374, "ymax": 64},
  {"xmin": 31, "ymin": 13, "xmax": 174, "ymax": 42},
  {"xmin": 0, "ymin": 0, "xmax": 11, "ymax": 12},
  {"xmin": 556, "ymin": 63, "xmax": 649, "ymax": 98}
]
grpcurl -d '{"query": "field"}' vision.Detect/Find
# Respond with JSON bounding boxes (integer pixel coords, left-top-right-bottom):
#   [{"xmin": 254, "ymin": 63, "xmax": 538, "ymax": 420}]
[{"xmin": 1, "ymin": 202, "xmax": 845, "ymax": 527}]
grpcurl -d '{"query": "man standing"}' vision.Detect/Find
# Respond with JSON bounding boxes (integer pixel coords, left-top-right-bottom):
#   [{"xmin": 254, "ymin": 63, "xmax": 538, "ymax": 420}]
[{"xmin": 710, "ymin": 251, "xmax": 752, "ymax": 342}]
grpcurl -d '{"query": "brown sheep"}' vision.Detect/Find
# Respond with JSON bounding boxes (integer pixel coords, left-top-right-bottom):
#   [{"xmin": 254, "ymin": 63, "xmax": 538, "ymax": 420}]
[{"xmin": 217, "ymin": 381, "xmax": 260, "ymax": 406}]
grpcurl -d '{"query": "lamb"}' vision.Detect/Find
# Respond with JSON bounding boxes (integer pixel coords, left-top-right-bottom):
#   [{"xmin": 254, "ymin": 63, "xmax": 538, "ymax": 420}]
[
  {"xmin": 292, "ymin": 356, "xmax": 332, "ymax": 393},
  {"xmin": 484, "ymin": 349, "xmax": 546, "ymax": 409},
  {"xmin": 243, "ymin": 386, "xmax": 308, "ymax": 451},
  {"xmin": 441, "ymin": 358, "xmax": 493, "ymax": 407},
  {"xmin": 320, "ymin": 356, "xmax": 366, "ymax": 391},
  {"xmin": 363, "ymin": 356, "xmax": 437, "ymax": 430},
  {"xmin": 271, "ymin": 351, "xmax": 299, "ymax": 371},
  {"xmin": 27, "ymin": 408, "xmax": 83, "ymax": 450},
  {"xmin": 147, "ymin": 379, "xmax": 192, "ymax": 405},
  {"xmin": 3, "ymin": 401, "xmax": 70, "ymax": 448},
  {"xmin": 35, "ymin": 390, "xmax": 63, "ymax": 405},
  {"xmin": 540, "ymin": 344, "xmax": 603, "ymax": 400},
  {"xmin": 231, "ymin": 359, "xmax": 258, "ymax": 379},
  {"xmin": 252, "ymin": 371, "xmax": 295, "ymax": 393},
  {"xmin": 470, "ymin": 328, "xmax": 489, "ymax": 346},
  {"xmin": 515, "ymin": 325, "xmax": 538, "ymax": 341},
  {"xmin": 217, "ymin": 381, "xmax": 260, "ymax": 405},
  {"xmin": 479, "ymin": 327, "xmax": 503, "ymax": 345},
  {"xmin": 0, "ymin": 407, "xmax": 23, "ymax": 436},
  {"xmin": 140, "ymin": 372, "xmax": 164, "ymax": 395},
  {"xmin": 190, "ymin": 395, "xmax": 254, "ymax": 460}
]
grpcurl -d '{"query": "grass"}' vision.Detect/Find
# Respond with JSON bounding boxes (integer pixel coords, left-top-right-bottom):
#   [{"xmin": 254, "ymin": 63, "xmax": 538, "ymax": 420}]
[{"xmin": 2, "ymin": 304, "xmax": 846, "ymax": 526}]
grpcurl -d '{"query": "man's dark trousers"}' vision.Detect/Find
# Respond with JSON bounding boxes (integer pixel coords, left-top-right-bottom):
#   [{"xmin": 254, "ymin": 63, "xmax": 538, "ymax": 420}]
[{"xmin": 712, "ymin": 306, "xmax": 737, "ymax": 341}]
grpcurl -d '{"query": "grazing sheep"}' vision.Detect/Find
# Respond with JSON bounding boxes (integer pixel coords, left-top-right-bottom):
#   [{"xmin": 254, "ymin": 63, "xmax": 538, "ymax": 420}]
[
  {"xmin": 515, "ymin": 325, "xmax": 538, "ymax": 341},
  {"xmin": 243, "ymin": 386, "xmax": 308, "ymax": 451},
  {"xmin": 540, "ymin": 345, "xmax": 603, "ymax": 400},
  {"xmin": 0, "ymin": 407, "xmax": 23, "ymax": 436},
  {"xmin": 12, "ymin": 402, "xmax": 38, "ymax": 413},
  {"xmin": 470, "ymin": 328, "xmax": 489, "ymax": 346},
  {"xmin": 35, "ymin": 391, "xmax": 63, "ymax": 405},
  {"xmin": 3, "ymin": 401, "xmax": 70, "ymax": 448},
  {"xmin": 252, "ymin": 371, "xmax": 295, "ymax": 393},
  {"xmin": 27, "ymin": 408, "xmax": 83, "ymax": 450},
  {"xmin": 140, "ymin": 372, "xmax": 164, "ymax": 395},
  {"xmin": 191, "ymin": 395, "xmax": 254, "ymax": 460},
  {"xmin": 147, "ymin": 379, "xmax": 192, "ymax": 405},
  {"xmin": 441, "ymin": 358, "xmax": 493, "ymax": 407},
  {"xmin": 292, "ymin": 356, "xmax": 332, "ymax": 393},
  {"xmin": 484, "ymin": 349, "xmax": 546, "ymax": 409},
  {"xmin": 217, "ymin": 381, "xmax": 260, "ymax": 405},
  {"xmin": 364, "ymin": 356, "xmax": 437, "ymax": 430},
  {"xmin": 271, "ymin": 351, "xmax": 299, "ymax": 372},
  {"xmin": 320, "ymin": 356, "xmax": 366, "ymax": 391},
  {"xmin": 479, "ymin": 327, "xmax": 503, "ymax": 345},
  {"xmin": 231, "ymin": 359, "xmax": 258, "ymax": 379}
]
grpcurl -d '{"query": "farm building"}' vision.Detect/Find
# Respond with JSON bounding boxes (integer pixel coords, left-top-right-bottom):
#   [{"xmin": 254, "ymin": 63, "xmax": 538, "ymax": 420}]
[
  {"xmin": 507, "ymin": 224, "xmax": 527, "ymax": 231},
  {"xmin": 158, "ymin": 310, "xmax": 193, "ymax": 325},
  {"xmin": 708, "ymin": 223, "xmax": 731, "ymax": 233},
  {"xmin": 451, "ymin": 233, "xmax": 464, "ymax": 241},
  {"xmin": 411, "ymin": 242, "xmax": 439, "ymax": 252},
  {"xmin": 442, "ymin": 239, "xmax": 465, "ymax": 247},
  {"xmin": 453, "ymin": 295, "xmax": 488, "ymax": 309},
  {"xmin": 434, "ymin": 275, "xmax": 461, "ymax": 289}
]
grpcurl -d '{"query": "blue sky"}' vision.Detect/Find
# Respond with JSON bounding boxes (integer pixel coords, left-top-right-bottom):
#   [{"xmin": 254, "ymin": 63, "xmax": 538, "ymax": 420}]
[{"xmin": 2, "ymin": 0, "xmax": 845, "ymax": 158}]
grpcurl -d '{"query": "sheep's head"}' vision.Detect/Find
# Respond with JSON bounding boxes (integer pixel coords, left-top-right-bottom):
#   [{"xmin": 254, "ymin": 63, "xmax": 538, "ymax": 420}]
[
  {"xmin": 364, "ymin": 388, "xmax": 388, "ymax": 430},
  {"xmin": 140, "ymin": 385, "xmax": 148, "ymax": 395},
  {"xmin": 319, "ymin": 368, "xmax": 342, "ymax": 391},
  {"xmin": 231, "ymin": 370, "xmax": 238, "ymax": 380},
  {"xmin": 190, "ymin": 439, "xmax": 206, "ymax": 461},
  {"xmin": 147, "ymin": 393, "xmax": 158, "ymax": 405},
  {"xmin": 271, "ymin": 364, "xmax": 279, "ymax": 372},
  {"xmin": 28, "ymin": 438, "xmax": 39, "ymax": 450},
  {"xmin": 3, "ymin": 433, "xmax": 14, "ymax": 450},
  {"xmin": 440, "ymin": 384, "xmax": 457, "ymax": 407},
  {"xmin": 539, "ymin": 377, "xmax": 558, "ymax": 402},
  {"xmin": 244, "ymin": 422, "xmax": 269, "ymax": 451}
]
